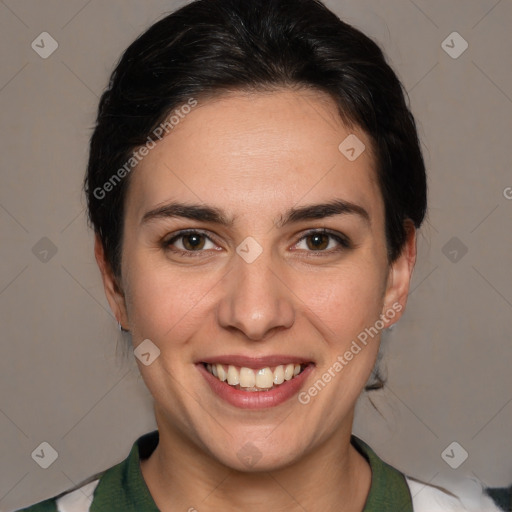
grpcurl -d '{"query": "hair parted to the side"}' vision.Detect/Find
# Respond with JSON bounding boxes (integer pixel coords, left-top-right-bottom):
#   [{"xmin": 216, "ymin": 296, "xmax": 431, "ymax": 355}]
[{"xmin": 84, "ymin": 0, "xmax": 427, "ymax": 390}]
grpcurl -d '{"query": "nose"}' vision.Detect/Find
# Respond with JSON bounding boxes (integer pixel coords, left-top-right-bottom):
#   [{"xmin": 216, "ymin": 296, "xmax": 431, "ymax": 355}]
[{"xmin": 216, "ymin": 246, "xmax": 295, "ymax": 341}]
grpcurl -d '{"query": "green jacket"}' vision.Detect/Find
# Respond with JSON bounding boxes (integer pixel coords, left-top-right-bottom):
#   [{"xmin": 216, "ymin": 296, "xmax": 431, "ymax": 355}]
[{"xmin": 17, "ymin": 430, "xmax": 481, "ymax": 512}]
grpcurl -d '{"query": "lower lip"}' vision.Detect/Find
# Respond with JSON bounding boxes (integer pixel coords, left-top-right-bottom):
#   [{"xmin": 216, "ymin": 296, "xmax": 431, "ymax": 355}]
[{"xmin": 197, "ymin": 363, "xmax": 314, "ymax": 409}]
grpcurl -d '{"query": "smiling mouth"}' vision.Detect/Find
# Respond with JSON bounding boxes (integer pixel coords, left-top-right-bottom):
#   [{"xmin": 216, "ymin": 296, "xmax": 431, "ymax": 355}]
[{"xmin": 203, "ymin": 362, "xmax": 308, "ymax": 392}]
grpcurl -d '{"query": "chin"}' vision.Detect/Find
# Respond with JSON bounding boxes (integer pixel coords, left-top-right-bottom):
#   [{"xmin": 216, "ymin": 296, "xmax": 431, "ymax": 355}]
[
  {"xmin": 202, "ymin": 428, "xmax": 307, "ymax": 473},
  {"xmin": 221, "ymin": 446, "xmax": 301, "ymax": 473}
]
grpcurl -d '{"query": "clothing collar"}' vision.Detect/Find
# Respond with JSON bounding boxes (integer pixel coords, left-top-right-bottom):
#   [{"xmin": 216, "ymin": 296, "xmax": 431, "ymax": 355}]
[
  {"xmin": 352, "ymin": 435, "xmax": 413, "ymax": 511},
  {"xmin": 90, "ymin": 430, "xmax": 413, "ymax": 512}
]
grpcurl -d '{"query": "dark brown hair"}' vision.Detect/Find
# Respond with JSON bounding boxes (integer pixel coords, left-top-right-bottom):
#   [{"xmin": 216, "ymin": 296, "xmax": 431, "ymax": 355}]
[{"xmin": 84, "ymin": 0, "xmax": 427, "ymax": 283}]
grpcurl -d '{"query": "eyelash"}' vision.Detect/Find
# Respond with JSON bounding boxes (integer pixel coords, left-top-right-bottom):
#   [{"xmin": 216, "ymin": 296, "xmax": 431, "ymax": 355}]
[{"xmin": 162, "ymin": 228, "xmax": 351, "ymax": 258}]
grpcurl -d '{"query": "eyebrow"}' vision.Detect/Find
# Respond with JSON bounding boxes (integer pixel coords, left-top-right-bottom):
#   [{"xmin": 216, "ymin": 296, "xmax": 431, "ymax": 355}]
[
  {"xmin": 140, "ymin": 199, "xmax": 370, "ymax": 228},
  {"xmin": 141, "ymin": 202, "xmax": 233, "ymax": 226},
  {"xmin": 276, "ymin": 199, "xmax": 370, "ymax": 228}
]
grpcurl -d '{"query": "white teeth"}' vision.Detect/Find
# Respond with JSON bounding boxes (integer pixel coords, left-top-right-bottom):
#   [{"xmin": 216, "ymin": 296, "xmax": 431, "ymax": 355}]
[
  {"xmin": 273, "ymin": 365, "xmax": 285, "ymax": 385},
  {"xmin": 255, "ymin": 367, "xmax": 274, "ymax": 389},
  {"xmin": 227, "ymin": 365, "xmax": 240, "ymax": 385},
  {"xmin": 216, "ymin": 364, "xmax": 227, "ymax": 382},
  {"xmin": 206, "ymin": 363, "xmax": 305, "ymax": 390},
  {"xmin": 284, "ymin": 364, "xmax": 295, "ymax": 381},
  {"xmin": 239, "ymin": 367, "xmax": 256, "ymax": 388}
]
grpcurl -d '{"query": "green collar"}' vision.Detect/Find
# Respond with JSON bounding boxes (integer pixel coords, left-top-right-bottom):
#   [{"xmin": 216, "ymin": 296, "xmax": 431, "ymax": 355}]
[
  {"xmin": 352, "ymin": 436, "xmax": 413, "ymax": 511},
  {"xmin": 90, "ymin": 430, "xmax": 413, "ymax": 512},
  {"xmin": 90, "ymin": 430, "xmax": 159, "ymax": 512}
]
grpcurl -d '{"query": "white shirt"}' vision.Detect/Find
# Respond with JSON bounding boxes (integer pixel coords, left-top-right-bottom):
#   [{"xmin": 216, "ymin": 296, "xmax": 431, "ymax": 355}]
[{"xmin": 52, "ymin": 476, "xmax": 503, "ymax": 511}]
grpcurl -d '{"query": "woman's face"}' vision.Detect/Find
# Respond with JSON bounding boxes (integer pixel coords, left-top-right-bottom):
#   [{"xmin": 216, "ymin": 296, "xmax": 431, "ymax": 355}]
[{"xmin": 97, "ymin": 88, "xmax": 415, "ymax": 471}]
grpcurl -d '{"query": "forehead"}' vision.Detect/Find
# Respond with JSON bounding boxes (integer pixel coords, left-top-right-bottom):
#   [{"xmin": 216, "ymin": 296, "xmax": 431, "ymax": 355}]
[{"xmin": 125, "ymin": 89, "xmax": 383, "ymax": 225}]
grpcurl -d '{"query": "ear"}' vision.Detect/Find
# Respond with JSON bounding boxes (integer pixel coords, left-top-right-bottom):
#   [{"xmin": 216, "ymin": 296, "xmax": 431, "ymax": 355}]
[
  {"xmin": 94, "ymin": 233, "xmax": 129, "ymax": 330},
  {"xmin": 381, "ymin": 221, "xmax": 417, "ymax": 326}
]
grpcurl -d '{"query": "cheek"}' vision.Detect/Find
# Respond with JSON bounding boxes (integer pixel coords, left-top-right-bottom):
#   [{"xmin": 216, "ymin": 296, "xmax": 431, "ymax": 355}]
[
  {"xmin": 298, "ymin": 261, "xmax": 387, "ymax": 343},
  {"xmin": 124, "ymin": 254, "xmax": 218, "ymax": 345}
]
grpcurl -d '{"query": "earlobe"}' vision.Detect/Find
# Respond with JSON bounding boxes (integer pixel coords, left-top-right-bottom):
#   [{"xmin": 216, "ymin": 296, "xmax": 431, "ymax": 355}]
[
  {"xmin": 382, "ymin": 222, "xmax": 417, "ymax": 324},
  {"xmin": 94, "ymin": 233, "xmax": 130, "ymax": 330}
]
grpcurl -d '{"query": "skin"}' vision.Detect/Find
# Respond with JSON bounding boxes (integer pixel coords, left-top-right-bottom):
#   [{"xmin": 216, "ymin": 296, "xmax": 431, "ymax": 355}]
[{"xmin": 95, "ymin": 88, "xmax": 417, "ymax": 511}]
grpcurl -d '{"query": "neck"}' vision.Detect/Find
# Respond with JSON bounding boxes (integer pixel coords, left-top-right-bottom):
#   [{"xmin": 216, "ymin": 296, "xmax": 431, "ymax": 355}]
[{"xmin": 140, "ymin": 414, "xmax": 371, "ymax": 512}]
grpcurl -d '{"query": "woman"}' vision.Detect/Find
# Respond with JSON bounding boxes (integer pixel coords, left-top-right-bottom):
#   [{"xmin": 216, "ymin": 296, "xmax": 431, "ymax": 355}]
[{"xmin": 17, "ymin": 0, "xmax": 503, "ymax": 510}]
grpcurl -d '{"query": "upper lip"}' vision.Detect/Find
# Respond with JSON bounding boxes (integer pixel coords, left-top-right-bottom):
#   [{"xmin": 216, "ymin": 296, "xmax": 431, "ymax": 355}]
[{"xmin": 198, "ymin": 355, "xmax": 313, "ymax": 368}]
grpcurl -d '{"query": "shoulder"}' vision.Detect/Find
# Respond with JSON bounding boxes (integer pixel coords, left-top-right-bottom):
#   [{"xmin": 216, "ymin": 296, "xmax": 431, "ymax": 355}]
[
  {"xmin": 14, "ymin": 479, "xmax": 99, "ymax": 512},
  {"xmin": 406, "ymin": 476, "xmax": 504, "ymax": 512},
  {"xmin": 351, "ymin": 435, "xmax": 503, "ymax": 512},
  {"xmin": 14, "ymin": 498, "xmax": 57, "ymax": 512},
  {"xmin": 14, "ymin": 430, "xmax": 158, "ymax": 512}
]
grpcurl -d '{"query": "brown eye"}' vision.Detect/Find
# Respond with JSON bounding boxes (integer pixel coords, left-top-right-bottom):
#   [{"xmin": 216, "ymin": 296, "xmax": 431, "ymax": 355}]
[
  {"xmin": 294, "ymin": 229, "xmax": 351, "ymax": 253},
  {"xmin": 181, "ymin": 233, "xmax": 206, "ymax": 251},
  {"xmin": 305, "ymin": 233, "xmax": 329, "ymax": 250},
  {"xmin": 164, "ymin": 230, "xmax": 217, "ymax": 255}
]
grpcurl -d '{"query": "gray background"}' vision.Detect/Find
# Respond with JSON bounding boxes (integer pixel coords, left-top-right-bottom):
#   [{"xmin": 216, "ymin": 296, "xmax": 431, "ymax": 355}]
[{"xmin": 1, "ymin": 0, "xmax": 511, "ymax": 510}]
